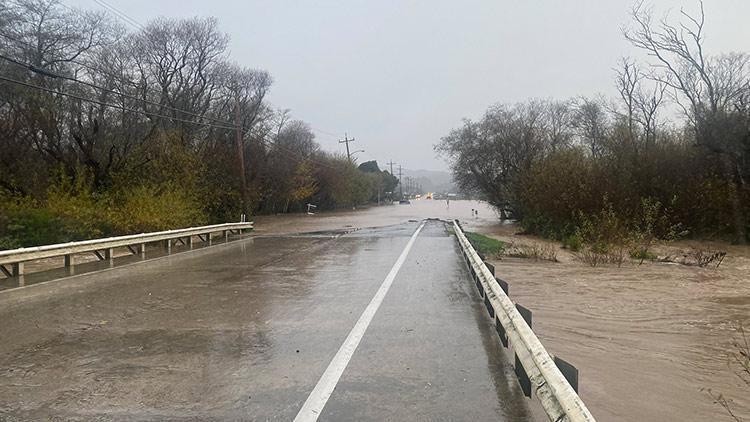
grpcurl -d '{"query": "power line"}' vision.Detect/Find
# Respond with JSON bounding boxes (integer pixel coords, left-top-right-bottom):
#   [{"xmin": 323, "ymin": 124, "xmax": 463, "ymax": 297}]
[
  {"xmin": 1, "ymin": 30, "xmax": 344, "ymax": 149},
  {"xmin": 310, "ymin": 126, "xmax": 339, "ymax": 137},
  {"xmin": 93, "ymin": 0, "xmax": 144, "ymax": 30},
  {"xmin": 74, "ymin": 0, "xmax": 348, "ymax": 161},
  {"xmin": 0, "ymin": 74, "xmax": 236, "ymax": 130},
  {"xmin": 0, "ymin": 52, "xmax": 244, "ymax": 128},
  {"xmin": 0, "ymin": 72, "xmax": 341, "ymax": 172},
  {"xmin": 1, "ymin": 0, "xmax": 349, "ymax": 173},
  {"xmin": 0, "ymin": 51, "xmax": 295, "ymax": 143}
]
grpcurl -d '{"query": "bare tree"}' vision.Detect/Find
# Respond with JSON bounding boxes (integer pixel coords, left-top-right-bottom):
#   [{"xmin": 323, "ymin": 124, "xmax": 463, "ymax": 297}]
[
  {"xmin": 572, "ymin": 97, "xmax": 609, "ymax": 157},
  {"xmin": 625, "ymin": 1, "xmax": 750, "ymax": 242},
  {"xmin": 1, "ymin": 0, "xmax": 116, "ymax": 69},
  {"xmin": 544, "ymin": 100, "xmax": 575, "ymax": 151},
  {"xmin": 614, "ymin": 57, "xmax": 666, "ymax": 147},
  {"xmin": 624, "ymin": 1, "xmax": 749, "ymax": 128}
]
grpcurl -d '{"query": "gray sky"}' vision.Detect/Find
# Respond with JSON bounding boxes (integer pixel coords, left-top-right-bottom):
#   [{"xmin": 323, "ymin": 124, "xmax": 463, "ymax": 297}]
[{"xmin": 71, "ymin": 0, "xmax": 750, "ymax": 171}]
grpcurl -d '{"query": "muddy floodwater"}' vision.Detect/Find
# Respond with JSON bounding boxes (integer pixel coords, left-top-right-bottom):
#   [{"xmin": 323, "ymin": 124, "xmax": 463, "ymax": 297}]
[{"xmin": 261, "ymin": 200, "xmax": 750, "ymax": 421}]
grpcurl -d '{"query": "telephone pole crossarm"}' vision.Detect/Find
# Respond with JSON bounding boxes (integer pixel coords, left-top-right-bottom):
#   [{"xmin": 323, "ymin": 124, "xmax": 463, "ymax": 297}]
[{"xmin": 339, "ymin": 133, "xmax": 355, "ymax": 163}]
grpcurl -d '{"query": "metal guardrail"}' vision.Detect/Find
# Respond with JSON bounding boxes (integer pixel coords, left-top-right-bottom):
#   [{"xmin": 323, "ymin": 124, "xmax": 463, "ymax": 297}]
[
  {"xmin": 452, "ymin": 220, "xmax": 596, "ymax": 422},
  {"xmin": 0, "ymin": 222, "xmax": 253, "ymax": 277}
]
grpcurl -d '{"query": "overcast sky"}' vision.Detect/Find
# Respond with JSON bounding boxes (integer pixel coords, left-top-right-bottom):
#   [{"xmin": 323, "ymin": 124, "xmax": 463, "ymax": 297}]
[{"xmin": 70, "ymin": 0, "xmax": 750, "ymax": 171}]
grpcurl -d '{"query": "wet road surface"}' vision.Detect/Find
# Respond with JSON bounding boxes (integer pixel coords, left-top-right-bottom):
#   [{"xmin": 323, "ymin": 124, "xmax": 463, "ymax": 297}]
[{"xmin": 0, "ymin": 219, "xmax": 539, "ymax": 421}]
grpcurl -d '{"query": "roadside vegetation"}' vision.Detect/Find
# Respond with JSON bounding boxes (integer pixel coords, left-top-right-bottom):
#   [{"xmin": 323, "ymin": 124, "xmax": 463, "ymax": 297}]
[
  {"xmin": 0, "ymin": 0, "xmax": 398, "ymax": 248},
  {"xmin": 464, "ymin": 232, "xmax": 507, "ymax": 258},
  {"xmin": 505, "ymin": 241, "xmax": 559, "ymax": 262},
  {"xmin": 437, "ymin": 2, "xmax": 748, "ymax": 265}
]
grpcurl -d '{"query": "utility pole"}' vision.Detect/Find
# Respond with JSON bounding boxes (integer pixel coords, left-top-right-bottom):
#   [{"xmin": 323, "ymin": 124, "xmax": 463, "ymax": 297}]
[
  {"xmin": 386, "ymin": 160, "xmax": 396, "ymax": 176},
  {"xmin": 339, "ymin": 133, "xmax": 355, "ymax": 163},
  {"xmin": 386, "ymin": 160, "xmax": 396, "ymax": 201},
  {"xmin": 235, "ymin": 95, "xmax": 248, "ymax": 218},
  {"xmin": 398, "ymin": 165, "xmax": 403, "ymax": 199}
]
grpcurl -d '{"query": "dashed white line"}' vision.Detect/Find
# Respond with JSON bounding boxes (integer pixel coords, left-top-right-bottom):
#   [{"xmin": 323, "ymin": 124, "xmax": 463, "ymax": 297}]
[{"xmin": 293, "ymin": 221, "xmax": 426, "ymax": 422}]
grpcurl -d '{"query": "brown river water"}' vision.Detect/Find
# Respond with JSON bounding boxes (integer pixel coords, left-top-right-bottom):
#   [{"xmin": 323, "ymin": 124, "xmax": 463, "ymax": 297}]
[{"xmin": 260, "ymin": 200, "xmax": 750, "ymax": 421}]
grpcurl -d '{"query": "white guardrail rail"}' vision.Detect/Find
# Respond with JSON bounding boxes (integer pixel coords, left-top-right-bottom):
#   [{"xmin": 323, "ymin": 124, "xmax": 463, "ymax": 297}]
[
  {"xmin": 452, "ymin": 220, "xmax": 596, "ymax": 422},
  {"xmin": 0, "ymin": 222, "xmax": 253, "ymax": 277}
]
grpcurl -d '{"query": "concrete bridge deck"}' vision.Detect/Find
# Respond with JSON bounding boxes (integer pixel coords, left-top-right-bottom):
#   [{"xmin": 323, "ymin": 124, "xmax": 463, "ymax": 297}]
[{"xmin": 0, "ymin": 220, "xmax": 540, "ymax": 421}]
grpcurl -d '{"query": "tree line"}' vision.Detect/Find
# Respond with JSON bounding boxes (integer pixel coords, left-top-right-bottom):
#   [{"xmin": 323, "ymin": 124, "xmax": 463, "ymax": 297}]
[
  {"xmin": 437, "ymin": 2, "xmax": 750, "ymax": 250},
  {"xmin": 0, "ymin": 0, "xmax": 397, "ymax": 248}
]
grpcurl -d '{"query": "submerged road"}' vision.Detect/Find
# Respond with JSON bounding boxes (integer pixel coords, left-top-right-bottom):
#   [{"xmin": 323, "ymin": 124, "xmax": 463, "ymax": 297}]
[{"xmin": 0, "ymin": 220, "xmax": 538, "ymax": 421}]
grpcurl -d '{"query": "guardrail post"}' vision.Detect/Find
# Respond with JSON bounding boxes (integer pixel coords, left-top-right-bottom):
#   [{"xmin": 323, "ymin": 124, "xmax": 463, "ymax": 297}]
[
  {"xmin": 515, "ymin": 354, "xmax": 532, "ymax": 397},
  {"xmin": 186, "ymin": 236, "xmax": 193, "ymax": 249},
  {"xmin": 12, "ymin": 262, "xmax": 24, "ymax": 276},
  {"xmin": 104, "ymin": 248, "xmax": 113, "ymax": 260},
  {"xmin": 516, "ymin": 304, "xmax": 532, "ymax": 328},
  {"xmin": 165, "ymin": 239, "xmax": 172, "ymax": 254},
  {"xmin": 553, "ymin": 356, "xmax": 580, "ymax": 393},
  {"xmin": 513, "ymin": 303, "xmax": 534, "ymax": 397},
  {"xmin": 207, "ymin": 233, "xmax": 212, "ymax": 246},
  {"xmin": 64, "ymin": 254, "xmax": 74, "ymax": 267},
  {"xmin": 223, "ymin": 230, "xmax": 229, "ymax": 242},
  {"xmin": 484, "ymin": 261, "xmax": 495, "ymax": 276},
  {"xmin": 484, "ymin": 294, "xmax": 494, "ymax": 318},
  {"xmin": 140, "ymin": 243, "xmax": 146, "ymax": 257},
  {"xmin": 496, "ymin": 316, "xmax": 508, "ymax": 347},
  {"xmin": 496, "ymin": 277, "xmax": 509, "ymax": 295}
]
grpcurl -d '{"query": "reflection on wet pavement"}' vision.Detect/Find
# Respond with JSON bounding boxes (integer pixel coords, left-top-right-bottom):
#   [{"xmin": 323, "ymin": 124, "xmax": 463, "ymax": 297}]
[{"xmin": 0, "ymin": 216, "xmax": 539, "ymax": 421}]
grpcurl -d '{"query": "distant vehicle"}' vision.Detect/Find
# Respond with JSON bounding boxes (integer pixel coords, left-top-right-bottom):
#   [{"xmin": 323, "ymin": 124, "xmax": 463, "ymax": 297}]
[
  {"xmin": 399, "ymin": 200, "xmax": 411, "ymax": 204},
  {"xmin": 425, "ymin": 192, "xmax": 433, "ymax": 199}
]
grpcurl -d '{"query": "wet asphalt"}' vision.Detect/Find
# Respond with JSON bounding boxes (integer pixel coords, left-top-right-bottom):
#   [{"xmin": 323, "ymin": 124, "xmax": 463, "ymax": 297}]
[{"xmin": 0, "ymin": 220, "xmax": 538, "ymax": 421}]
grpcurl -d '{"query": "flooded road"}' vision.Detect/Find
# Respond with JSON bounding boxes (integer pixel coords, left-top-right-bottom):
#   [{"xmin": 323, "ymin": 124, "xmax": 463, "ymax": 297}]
[
  {"xmin": 259, "ymin": 200, "xmax": 750, "ymax": 421},
  {"xmin": 0, "ymin": 218, "xmax": 540, "ymax": 421},
  {"xmin": 1, "ymin": 199, "xmax": 747, "ymax": 420}
]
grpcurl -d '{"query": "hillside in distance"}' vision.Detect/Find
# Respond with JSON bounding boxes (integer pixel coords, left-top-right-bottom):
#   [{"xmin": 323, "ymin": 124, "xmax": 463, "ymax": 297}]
[{"xmin": 401, "ymin": 169, "xmax": 457, "ymax": 194}]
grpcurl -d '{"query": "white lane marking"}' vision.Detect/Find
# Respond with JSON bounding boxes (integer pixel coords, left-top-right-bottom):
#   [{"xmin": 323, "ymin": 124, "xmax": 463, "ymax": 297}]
[{"xmin": 293, "ymin": 221, "xmax": 426, "ymax": 422}]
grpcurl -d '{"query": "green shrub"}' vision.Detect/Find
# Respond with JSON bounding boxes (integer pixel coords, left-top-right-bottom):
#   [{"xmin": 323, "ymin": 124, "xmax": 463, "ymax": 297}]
[
  {"xmin": 0, "ymin": 180, "xmax": 106, "ymax": 248},
  {"xmin": 3, "ymin": 207, "xmax": 66, "ymax": 247},
  {"xmin": 45, "ymin": 175, "xmax": 108, "ymax": 240},
  {"xmin": 629, "ymin": 247, "xmax": 658, "ymax": 261},
  {"xmin": 108, "ymin": 185, "xmax": 207, "ymax": 233},
  {"xmin": 562, "ymin": 233, "xmax": 583, "ymax": 252},
  {"xmin": 465, "ymin": 232, "xmax": 507, "ymax": 257}
]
